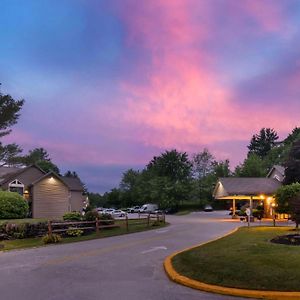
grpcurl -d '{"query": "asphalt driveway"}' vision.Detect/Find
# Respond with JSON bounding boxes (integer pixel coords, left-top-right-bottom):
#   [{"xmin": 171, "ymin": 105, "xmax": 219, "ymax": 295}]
[{"xmin": 0, "ymin": 211, "xmax": 247, "ymax": 300}]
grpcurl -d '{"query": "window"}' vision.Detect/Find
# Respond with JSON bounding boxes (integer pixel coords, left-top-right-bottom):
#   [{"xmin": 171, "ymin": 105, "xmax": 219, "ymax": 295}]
[{"xmin": 9, "ymin": 179, "xmax": 24, "ymax": 196}]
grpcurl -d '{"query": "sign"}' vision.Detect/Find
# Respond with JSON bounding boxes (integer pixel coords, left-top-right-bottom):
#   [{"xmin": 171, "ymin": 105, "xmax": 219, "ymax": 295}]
[{"xmin": 246, "ymin": 208, "xmax": 251, "ymax": 216}]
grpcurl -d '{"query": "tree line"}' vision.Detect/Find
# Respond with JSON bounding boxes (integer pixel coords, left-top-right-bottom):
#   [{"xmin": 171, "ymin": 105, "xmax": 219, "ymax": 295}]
[{"xmin": 90, "ymin": 127, "xmax": 300, "ymax": 210}]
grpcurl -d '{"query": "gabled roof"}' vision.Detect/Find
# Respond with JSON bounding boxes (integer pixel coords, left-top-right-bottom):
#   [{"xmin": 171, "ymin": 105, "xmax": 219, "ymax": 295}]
[
  {"xmin": 0, "ymin": 165, "xmax": 46, "ymax": 185},
  {"xmin": 31, "ymin": 171, "xmax": 69, "ymax": 188},
  {"xmin": 266, "ymin": 165, "xmax": 285, "ymax": 178},
  {"xmin": 214, "ymin": 177, "xmax": 282, "ymax": 198},
  {"xmin": 61, "ymin": 177, "xmax": 84, "ymax": 191}
]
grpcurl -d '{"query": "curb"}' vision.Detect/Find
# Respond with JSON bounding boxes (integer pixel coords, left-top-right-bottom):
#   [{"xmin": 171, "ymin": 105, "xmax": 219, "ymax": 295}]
[{"xmin": 163, "ymin": 228, "xmax": 300, "ymax": 300}]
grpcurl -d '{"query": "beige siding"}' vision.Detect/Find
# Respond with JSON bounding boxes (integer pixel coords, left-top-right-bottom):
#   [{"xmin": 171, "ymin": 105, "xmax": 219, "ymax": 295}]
[
  {"xmin": 1, "ymin": 166, "xmax": 44, "ymax": 190},
  {"xmin": 32, "ymin": 176, "xmax": 70, "ymax": 219},
  {"xmin": 70, "ymin": 191, "xmax": 85, "ymax": 212}
]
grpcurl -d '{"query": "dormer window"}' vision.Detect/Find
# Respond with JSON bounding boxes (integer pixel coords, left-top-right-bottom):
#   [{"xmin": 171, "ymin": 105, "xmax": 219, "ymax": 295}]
[
  {"xmin": 273, "ymin": 175, "xmax": 280, "ymax": 182},
  {"xmin": 9, "ymin": 179, "xmax": 24, "ymax": 195}
]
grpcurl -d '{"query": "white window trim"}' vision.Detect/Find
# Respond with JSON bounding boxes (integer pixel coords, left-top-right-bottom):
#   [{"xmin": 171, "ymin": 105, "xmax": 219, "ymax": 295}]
[{"xmin": 8, "ymin": 179, "xmax": 25, "ymax": 195}]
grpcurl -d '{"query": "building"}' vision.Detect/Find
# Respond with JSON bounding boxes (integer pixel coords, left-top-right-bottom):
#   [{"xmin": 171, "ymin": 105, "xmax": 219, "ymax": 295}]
[
  {"xmin": 213, "ymin": 165, "xmax": 285, "ymax": 218},
  {"xmin": 0, "ymin": 165, "xmax": 87, "ymax": 219}
]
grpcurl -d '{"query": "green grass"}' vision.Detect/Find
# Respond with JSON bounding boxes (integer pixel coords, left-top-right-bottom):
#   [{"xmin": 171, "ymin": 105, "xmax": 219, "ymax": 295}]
[
  {"xmin": 172, "ymin": 226, "xmax": 300, "ymax": 291},
  {"xmin": 0, "ymin": 218, "xmax": 48, "ymax": 225},
  {"xmin": 0, "ymin": 220, "xmax": 167, "ymax": 252}
]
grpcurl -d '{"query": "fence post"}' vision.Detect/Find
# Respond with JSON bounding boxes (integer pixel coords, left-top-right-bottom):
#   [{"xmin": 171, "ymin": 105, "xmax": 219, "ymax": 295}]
[
  {"xmin": 163, "ymin": 213, "xmax": 165, "ymax": 224},
  {"xmin": 48, "ymin": 220, "xmax": 52, "ymax": 236},
  {"xmin": 147, "ymin": 214, "xmax": 150, "ymax": 227},
  {"xmin": 126, "ymin": 214, "xmax": 129, "ymax": 232},
  {"xmin": 96, "ymin": 217, "xmax": 99, "ymax": 233},
  {"xmin": 157, "ymin": 212, "xmax": 159, "ymax": 223}
]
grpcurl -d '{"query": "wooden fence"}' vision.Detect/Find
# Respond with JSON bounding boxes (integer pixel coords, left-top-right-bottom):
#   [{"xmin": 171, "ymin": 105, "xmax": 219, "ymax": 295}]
[{"xmin": 47, "ymin": 213, "xmax": 165, "ymax": 236}]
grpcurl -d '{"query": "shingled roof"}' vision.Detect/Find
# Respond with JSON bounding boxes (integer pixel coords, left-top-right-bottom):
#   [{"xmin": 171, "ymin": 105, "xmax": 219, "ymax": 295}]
[
  {"xmin": 214, "ymin": 177, "xmax": 282, "ymax": 198},
  {"xmin": 60, "ymin": 177, "xmax": 84, "ymax": 191}
]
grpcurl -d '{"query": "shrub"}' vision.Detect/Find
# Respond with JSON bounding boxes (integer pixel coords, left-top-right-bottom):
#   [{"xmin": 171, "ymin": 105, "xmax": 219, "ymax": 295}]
[
  {"xmin": 0, "ymin": 191, "xmax": 29, "ymax": 219},
  {"xmin": 66, "ymin": 228, "xmax": 83, "ymax": 237},
  {"xmin": 42, "ymin": 233, "xmax": 62, "ymax": 244},
  {"xmin": 99, "ymin": 213, "xmax": 113, "ymax": 220},
  {"xmin": 84, "ymin": 210, "xmax": 99, "ymax": 221},
  {"xmin": 63, "ymin": 212, "xmax": 82, "ymax": 221}
]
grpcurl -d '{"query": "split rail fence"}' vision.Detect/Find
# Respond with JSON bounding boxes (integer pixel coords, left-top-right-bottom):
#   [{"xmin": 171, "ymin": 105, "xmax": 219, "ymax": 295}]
[{"xmin": 47, "ymin": 213, "xmax": 165, "ymax": 236}]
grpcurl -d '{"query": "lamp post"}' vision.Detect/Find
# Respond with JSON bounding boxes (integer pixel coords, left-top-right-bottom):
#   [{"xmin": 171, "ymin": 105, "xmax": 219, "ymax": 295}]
[{"xmin": 271, "ymin": 202, "xmax": 276, "ymax": 227}]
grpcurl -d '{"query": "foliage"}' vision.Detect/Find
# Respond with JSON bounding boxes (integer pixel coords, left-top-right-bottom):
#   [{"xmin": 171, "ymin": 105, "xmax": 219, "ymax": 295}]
[
  {"xmin": 0, "ymin": 92, "xmax": 24, "ymax": 138},
  {"xmin": 147, "ymin": 149, "xmax": 192, "ymax": 182},
  {"xmin": 0, "ymin": 191, "xmax": 29, "ymax": 219},
  {"xmin": 234, "ymin": 154, "xmax": 266, "ymax": 177},
  {"xmin": 248, "ymin": 128, "xmax": 279, "ymax": 159},
  {"xmin": 64, "ymin": 170, "xmax": 79, "ymax": 178},
  {"xmin": 22, "ymin": 147, "xmax": 60, "ymax": 174},
  {"xmin": 284, "ymin": 139, "xmax": 300, "ymax": 185},
  {"xmin": 0, "ymin": 143, "xmax": 23, "ymax": 167},
  {"xmin": 275, "ymin": 183, "xmax": 300, "ymax": 215},
  {"xmin": 83, "ymin": 210, "xmax": 99, "ymax": 221},
  {"xmin": 99, "ymin": 213, "xmax": 113, "ymax": 221},
  {"xmin": 66, "ymin": 228, "xmax": 83, "ymax": 237},
  {"xmin": 63, "ymin": 212, "xmax": 82, "ymax": 221},
  {"xmin": 192, "ymin": 148, "xmax": 215, "ymax": 179},
  {"xmin": 42, "ymin": 233, "xmax": 62, "ymax": 244}
]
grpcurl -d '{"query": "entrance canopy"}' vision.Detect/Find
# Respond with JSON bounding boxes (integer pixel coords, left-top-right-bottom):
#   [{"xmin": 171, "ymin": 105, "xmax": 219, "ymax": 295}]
[
  {"xmin": 213, "ymin": 178, "xmax": 282, "ymax": 218},
  {"xmin": 213, "ymin": 177, "xmax": 282, "ymax": 200}
]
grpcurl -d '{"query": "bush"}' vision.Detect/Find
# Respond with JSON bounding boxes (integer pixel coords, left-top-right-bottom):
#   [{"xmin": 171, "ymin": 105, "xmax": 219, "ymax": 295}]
[
  {"xmin": 42, "ymin": 233, "xmax": 62, "ymax": 244},
  {"xmin": 66, "ymin": 228, "xmax": 83, "ymax": 237},
  {"xmin": 0, "ymin": 191, "xmax": 29, "ymax": 219},
  {"xmin": 84, "ymin": 210, "xmax": 99, "ymax": 221},
  {"xmin": 63, "ymin": 212, "xmax": 82, "ymax": 221},
  {"xmin": 99, "ymin": 213, "xmax": 113, "ymax": 220}
]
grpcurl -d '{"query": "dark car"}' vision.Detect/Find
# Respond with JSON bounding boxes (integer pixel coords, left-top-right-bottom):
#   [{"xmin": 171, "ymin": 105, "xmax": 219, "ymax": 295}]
[{"xmin": 204, "ymin": 205, "xmax": 213, "ymax": 212}]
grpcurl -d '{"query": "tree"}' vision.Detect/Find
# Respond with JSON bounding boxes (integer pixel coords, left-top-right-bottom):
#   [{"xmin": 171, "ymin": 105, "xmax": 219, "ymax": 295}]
[
  {"xmin": 284, "ymin": 139, "xmax": 300, "ymax": 185},
  {"xmin": 0, "ymin": 92, "xmax": 24, "ymax": 138},
  {"xmin": 192, "ymin": 148, "xmax": 214, "ymax": 179},
  {"xmin": 0, "ymin": 143, "xmax": 22, "ymax": 166},
  {"xmin": 248, "ymin": 128, "xmax": 279, "ymax": 159},
  {"xmin": 147, "ymin": 149, "xmax": 192, "ymax": 182},
  {"xmin": 22, "ymin": 148, "xmax": 60, "ymax": 174},
  {"xmin": 64, "ymin": 170, "xmax": 79, "ymax": 178},
  {"xmin": 283, "ymin": 127, "xmax": 300, "ymax": 145},
  {"xmin": 275, "ymin": 183, "xmax": 300, "ymax": 228},
  {"xmin": 234, "ymin": 154, "xmax": 266, "ymax": 177},
  {"xmin": 212, "ymin": 159, "xmax": 231, "ymax": 178}
]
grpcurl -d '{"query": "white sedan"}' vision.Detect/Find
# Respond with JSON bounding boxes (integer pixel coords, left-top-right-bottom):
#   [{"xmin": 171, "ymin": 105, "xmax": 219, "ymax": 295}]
[{"xmin": 112, "ymin": 210, "xmax": 126, "ymax": 218}]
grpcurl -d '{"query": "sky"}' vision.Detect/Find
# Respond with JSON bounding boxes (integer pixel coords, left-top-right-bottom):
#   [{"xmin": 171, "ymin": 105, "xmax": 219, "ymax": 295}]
[{"xmin": 1, "ymin": 0, "xmax": 300, "ymax": 193}]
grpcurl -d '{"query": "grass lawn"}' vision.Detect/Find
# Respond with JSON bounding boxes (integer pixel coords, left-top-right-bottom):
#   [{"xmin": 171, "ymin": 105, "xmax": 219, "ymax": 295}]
[
  {"xmin": 0, "ymin": 218, "xmax": 48, "ymax": 225},
  {"xmin": 172, "ymin": 226, "xmax": 300, "ymax": 291},
  {"xmin": 175, "ymin": 210, "xmax": 192, "ymax": 216},
  {"xmin": 0, "ymin": 220, "xmax": 167, "ymax": 252}
]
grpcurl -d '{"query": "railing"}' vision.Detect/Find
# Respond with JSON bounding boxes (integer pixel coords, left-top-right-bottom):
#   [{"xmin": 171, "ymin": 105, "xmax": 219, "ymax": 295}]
[{"xmin": 47, "ymin": 213, "xmax": 165, "ymax": 236}]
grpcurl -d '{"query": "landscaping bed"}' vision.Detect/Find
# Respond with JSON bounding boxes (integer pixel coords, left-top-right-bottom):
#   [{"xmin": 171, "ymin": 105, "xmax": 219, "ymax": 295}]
[
  {"xmin": 172, "ymin": 226, "xmax": 300, "ymax": 291},
  {"xmin": 0, "ymin": 219, "xmax": 167, "ymax": 251}
]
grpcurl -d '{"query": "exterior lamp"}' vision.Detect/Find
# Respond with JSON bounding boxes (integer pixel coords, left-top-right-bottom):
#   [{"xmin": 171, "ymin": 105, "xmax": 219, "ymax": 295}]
[{"xmin": 259, "ymin": 194, "xmax": 265, "ymax": 200}]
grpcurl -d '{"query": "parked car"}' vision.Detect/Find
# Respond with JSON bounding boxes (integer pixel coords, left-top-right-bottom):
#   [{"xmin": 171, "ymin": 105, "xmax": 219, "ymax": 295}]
[
  {"xmin": 128, "ymin": 206, "xmax": 140, "ymax": 213},
  {"xmin": 112, "ymin": 210, "xmax": 126, "ymax": 218},
  {"xmin": 103, "ymin": 208, "xmax": 115, "ymax": 215},
  {"xmin": 97, "ymin": 207, "xmax": 104, "ymax": 213},
  {"xmin": 139, "ymin": 203, "xmax": 158, "ymax": 214},
  {"xmin": 204, "ymin": 205, "xmax": 213, "ymax": 212},
  {"xmin": 164, "ymin": 207, "xmax": 178, "ymax": 214}
]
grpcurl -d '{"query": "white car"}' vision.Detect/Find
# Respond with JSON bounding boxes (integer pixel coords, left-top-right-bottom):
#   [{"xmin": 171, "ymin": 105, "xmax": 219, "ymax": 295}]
[
  {"xmin": 103, "ymin": 208, "xmax": 115, "ymax": 215},
  {"xmin": 112, "ymin": 210, "xmax": 126, "ymax": 218}
]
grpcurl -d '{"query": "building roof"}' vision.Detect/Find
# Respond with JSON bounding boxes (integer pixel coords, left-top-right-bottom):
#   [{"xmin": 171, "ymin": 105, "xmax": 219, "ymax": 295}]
[
  {"xmin": 267, "ymin": 165, "xmax": 285, "ymax": 178},
  {"xmin": 61, "ymin": 176, "xmax": 84, "ymax": 191},
  {"xmin": 214, "ymin": 177, "xmax": 282, "ymax": 198}
]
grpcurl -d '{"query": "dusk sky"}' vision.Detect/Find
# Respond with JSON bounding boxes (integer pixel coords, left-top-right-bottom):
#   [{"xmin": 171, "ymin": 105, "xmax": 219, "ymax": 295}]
[{"xmin": 1, "ymin": 0, "xmax": 300, "ymax": 193}]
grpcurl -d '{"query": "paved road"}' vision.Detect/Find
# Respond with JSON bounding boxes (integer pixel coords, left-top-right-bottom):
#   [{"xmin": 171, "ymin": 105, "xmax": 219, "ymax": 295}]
[{"xmin": 0, "ymin": 211, "xmax": 247, "ymax": 300}]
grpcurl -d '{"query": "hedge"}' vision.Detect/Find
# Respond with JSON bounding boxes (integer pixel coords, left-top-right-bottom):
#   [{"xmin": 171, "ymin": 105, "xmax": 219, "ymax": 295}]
[{"xmin": 0, "ymin": 191, "xmax": 29, "ymax": 219}]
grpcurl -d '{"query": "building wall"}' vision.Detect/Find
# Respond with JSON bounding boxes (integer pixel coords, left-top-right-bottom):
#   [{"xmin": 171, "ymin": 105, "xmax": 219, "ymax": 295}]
[
  {"xmin": 1, "ymin": 166, "xmax": 44, "ymax": 190},
  {"xmin": 70, "ymin": 191, "xmax": 85, "ymax": 212},
  {"xmin": 32, "ymin": 176, "xmax": 70, "ymax": 219}
]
